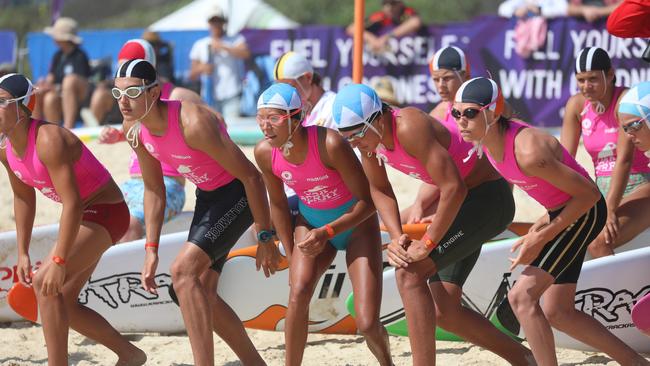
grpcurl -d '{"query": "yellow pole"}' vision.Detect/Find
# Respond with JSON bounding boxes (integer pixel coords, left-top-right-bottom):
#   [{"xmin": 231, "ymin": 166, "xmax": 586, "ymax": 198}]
[{"xmin": 353, "ymin": 0, "xmax": 364, "ymax": 83}]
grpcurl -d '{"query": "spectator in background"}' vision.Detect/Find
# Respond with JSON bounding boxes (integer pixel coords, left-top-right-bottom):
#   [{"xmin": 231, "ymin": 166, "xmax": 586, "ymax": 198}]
[
  {"xmin": 189, "ymin": 6, "xmax": 250, "ymax": 120},
  {"xmin": 34, "ymin": 17, "xmax": 90, "ymax": 129},
  {"xmin": 567, "ymin": 0, "xmax": 623, "ymax": 22},
  {"xmin": 607, "ymin": 0, "xmax": 650, "ymax": 37},
  {"xmin": 346, "ymin": 0, "xmax": 422, "ymax": 54},
  {"xmin": 142, "ymin": 30, "xmax": 175, "ymax": 83},
  {"xmin": 498, "ymin": 0, "xmax": 570, "ymax": 19}
]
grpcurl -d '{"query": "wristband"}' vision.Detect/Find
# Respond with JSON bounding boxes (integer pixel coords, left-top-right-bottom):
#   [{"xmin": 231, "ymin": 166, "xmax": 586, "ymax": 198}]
[
  {"xmin": 145, "ymin": 242, "xmax": 159, "ymax": 250},
  {"xmin": 324, "ymin": 224, "xmax": 335, "ymax": 238},
  {"xmin": 421, "ymin": 227, "xmax": 438, "ymax": 249},
  {"xmin": 52, "ymin": 255, "xmax": 66, "ymax": 266}
]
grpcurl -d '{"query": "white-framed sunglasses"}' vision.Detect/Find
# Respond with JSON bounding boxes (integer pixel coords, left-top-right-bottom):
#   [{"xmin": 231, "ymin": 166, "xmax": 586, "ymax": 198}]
[
  {"xmin": 111, "ymin": 80, "xmax": 158, "ymax": 100},
  {"xmin": 0, "ymin": 94, "xmax": 29, "ymax": 109}
]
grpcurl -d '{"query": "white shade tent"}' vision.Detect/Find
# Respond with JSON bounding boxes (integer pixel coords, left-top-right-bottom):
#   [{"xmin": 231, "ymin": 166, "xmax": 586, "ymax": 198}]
[{"xmin": 149, "ymin": 0, "xmax": 298, "ymax": 35}]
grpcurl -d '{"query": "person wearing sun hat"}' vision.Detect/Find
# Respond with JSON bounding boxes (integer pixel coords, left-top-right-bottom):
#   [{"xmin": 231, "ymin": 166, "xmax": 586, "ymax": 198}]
[
  {"xmin": 254, "ymin": 82, "xmax": 393, "ymax": 365},
  {"xmin": 334, "ymin": 83, "xmax": 534, "ymax": 365},
  {"xmin": 0, "ymin": 73, "xmax": 147, "ymax": 365},
  {"xmin": 36, "ymin": 17, "xmax": 90, "ymax": 130},
  {"xmin": 456, "ymin": 76, "xmax": 648, "ymax": 366},
  {"xmin": 189, "ymin": 5, "xmax": 250, "ymax": 119}
]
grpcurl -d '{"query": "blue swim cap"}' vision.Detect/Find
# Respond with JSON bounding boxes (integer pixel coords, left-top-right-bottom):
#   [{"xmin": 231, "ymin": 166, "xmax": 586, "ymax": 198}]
[
  {"xmin": 257, "ymin": 82, "xmax": 302, "ymax": 112},
  {"xmin": 332, "ymin": 83, "xmax": 382, "ymax": 129},
  {"xmin": 619, "ymin": 81, "xmax": 650, "ymax": 119}
]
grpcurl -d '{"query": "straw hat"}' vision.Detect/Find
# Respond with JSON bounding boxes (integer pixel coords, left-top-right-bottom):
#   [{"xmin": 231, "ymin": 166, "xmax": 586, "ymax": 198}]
[
  {"xmin": 373, "ymin": 77, "xmax": 400, "ymax": 106},
  {"xmin": 44, "ymin": 17, "xmax": 82, "ymax": 44}
]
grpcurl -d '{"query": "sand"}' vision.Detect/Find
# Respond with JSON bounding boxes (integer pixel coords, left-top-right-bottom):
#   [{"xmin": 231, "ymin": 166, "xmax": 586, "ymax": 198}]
[{"xmin": 0, "ymin": 140, "xmax": 643, "ymax": 365}]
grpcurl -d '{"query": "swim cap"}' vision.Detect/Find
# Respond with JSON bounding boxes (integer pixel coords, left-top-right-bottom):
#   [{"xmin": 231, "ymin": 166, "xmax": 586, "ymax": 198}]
[
  {"xmin": 575, "ymin": 47, "xmax": 612, "ymax": 73},
  {"xmin": 619, "ymin": 81, "xmax": 650, "ymax": 119},
  {"xmin": 332, "ymin": 83, "xmax": 382, "ymax": 129},
  {"xmin": 115, "ymin": 59, "xmax": 157, "ymax": 81},
  {"xmin": 429, "ymin": 46, "xmax": 470, "ymax": 75},
  {"xmin": 118, "ymin": 39, "xmax": 156, "ymax": 67},
  {"xmin": 0, "ymin": 73, "xmax": 36, "ymax": 112},
  {"xmin": 257, "ymin": 83, "xmax": 302, "ymax": 111},
  {"xmin": 455, "ymin": 77, "xmax": 504, "ymax": 115},
  {"xmin": 273, "ymin": 52, "xmax": 313, "ymax": 80}
]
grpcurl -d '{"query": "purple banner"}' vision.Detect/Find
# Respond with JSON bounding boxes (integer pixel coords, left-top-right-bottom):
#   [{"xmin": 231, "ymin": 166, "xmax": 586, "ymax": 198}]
[{"xmin": 243, "ymin": 17, "xmax": 650, "ymax": 127}]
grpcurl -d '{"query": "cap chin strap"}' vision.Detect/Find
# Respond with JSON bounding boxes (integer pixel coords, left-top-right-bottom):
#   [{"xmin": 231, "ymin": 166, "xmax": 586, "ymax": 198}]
[
  {"xmin": 280, "ymin": 112, "xmax": 303, "ymax": 157},
  {"xmin": 463, "ymin": 110, "xmax": 496, "ymax": 163},
  {"xmin": 0, "ymin": 102, "xmax": 29, "ymax": 149},
  {"xmin": 125, "ymin": 82, "xmax": 157, "ymax": 149}
]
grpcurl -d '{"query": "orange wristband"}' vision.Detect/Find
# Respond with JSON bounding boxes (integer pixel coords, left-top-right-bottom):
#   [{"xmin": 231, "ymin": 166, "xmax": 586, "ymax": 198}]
[
  {"xmin": 324, "ymin": 224, "xmax": 335, "ymax": 238},
  {"xmin": 421, "ymin": 230, "xmax": 437, "ymax": 250},
  {"xmin": 52, "ymin": 255, "xmax": 66, "ymax": 266},
  {"xmin": 145, "ymin": 242, "xmax": 159, "ymax": 250}
]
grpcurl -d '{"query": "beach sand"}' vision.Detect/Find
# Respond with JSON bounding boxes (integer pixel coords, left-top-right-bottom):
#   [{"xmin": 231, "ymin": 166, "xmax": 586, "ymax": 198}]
[{"xmin": 0, "ymin": 140, "xmax": 642, "ymax": 365}]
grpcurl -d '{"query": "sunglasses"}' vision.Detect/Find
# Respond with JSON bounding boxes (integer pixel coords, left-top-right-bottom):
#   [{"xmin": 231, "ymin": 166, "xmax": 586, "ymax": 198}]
[
  {"xmin": 111, "ymin": 81, "xmax": 158, "ymax": 100},
  {"xmin": 622, "ymin": 119, "xmax": 646, "ymax": 133},
  {"xmin": 256, "ymin": 109, "xmax": 301, "ymax": 125},
  {"xmin": 344, "ymin": 110, "xmax": 382, "ymax": 143},
  {"xmin": 451, "ymin": 101, "xmax": 495, "ymax": 120}
]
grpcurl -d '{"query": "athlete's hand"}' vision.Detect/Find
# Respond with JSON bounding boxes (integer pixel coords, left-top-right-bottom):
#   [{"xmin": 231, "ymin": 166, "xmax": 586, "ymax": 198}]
[
  {"xmin": 603, "ymin": 210, "xmax": 619, "ymax": 245},
  {"xmin": 509, "ymin": 231, "xmax": 546, "ymax": 271},
  {"xmin": 528, "ymin": 214, "xmax": 550, "ymax": 234},
  {"xmin": 387, "ymin": 234, "xmax": 412, "ymax": 268},
  {"xmin": 141, "ymin": 250, "xmax": 159, "ymax": 294},
  {"xmin": 296, "ymin": 228, "xmax": 329, "ymax": 257},
  {"xmin": 406, "ymin": 239, "xmax": 432, "ymax": 263},
  {"xmin": 98, "ymin": 126, "xmax": 123, "ymax": 144},
  {"xmin": 16, "ymin": 254, "xmax": 32, "ymax": 287},
  {"xmin": 39, "ymin": 262, "xmax": 65, "ymax": 297},
  {"xmin": 406, "ymin": 205, "xmax": 424, "ymax": 224},
  {"xmin": 256, "ymin": 242, "xmax": 281, "ymax": 277}
]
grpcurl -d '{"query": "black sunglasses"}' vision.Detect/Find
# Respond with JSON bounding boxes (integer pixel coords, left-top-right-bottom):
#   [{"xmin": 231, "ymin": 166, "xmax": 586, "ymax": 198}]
[{"xmin": 451, "ymin": 102, "xmax": 494, "ymax": 120}]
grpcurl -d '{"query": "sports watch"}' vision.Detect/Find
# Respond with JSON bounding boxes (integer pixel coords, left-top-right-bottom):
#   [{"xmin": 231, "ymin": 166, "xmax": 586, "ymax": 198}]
[{"xmin": 257, "ymin": 229, "xmax": 276, "ymax": 243}]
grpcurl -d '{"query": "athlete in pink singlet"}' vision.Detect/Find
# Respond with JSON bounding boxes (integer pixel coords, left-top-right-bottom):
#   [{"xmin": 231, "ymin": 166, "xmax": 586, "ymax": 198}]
[
  {"xmin": 399, "ymin": 46, "xmax": 474, "ymax": 224},
  {"xmin": 457, "ymin": 76, "xmax": 648, "ymax": 366},
  {"xmin": 114, "ymin": 60, "xmax": 278, "ymax": 366},
  {"xmin": 0, "ymin": 73, "xmax": 145, "ymax": 365},
  {"xmin": 255, "ymin": 83, "xmax": 392, "ymax": 366},
  {"xmin": 98, "ymin": 39, "xmax": 204, "ymax": 242},
  {"xmin": 562, "ymin": 47, "xmax": 650, "ymax": 257},
  {"xmin": 335, "ymin": 83, "xmax": 533, "ymax": 365}
]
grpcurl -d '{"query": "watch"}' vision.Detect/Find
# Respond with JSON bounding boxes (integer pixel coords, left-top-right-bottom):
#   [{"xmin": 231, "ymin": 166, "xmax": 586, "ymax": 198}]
[{"xmin": 257, "ymin": 229, "xmax": 276, "ymax": 243}]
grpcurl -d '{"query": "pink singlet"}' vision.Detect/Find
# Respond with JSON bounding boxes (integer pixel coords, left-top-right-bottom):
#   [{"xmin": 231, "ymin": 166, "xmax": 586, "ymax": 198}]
[
  {"xmin": 484, "ymin": 121, "xmax": 591, "ymax": 209},
  {"xmin": 271, "ymin": 126, "xmax": 353, "ymax": 209},
  {"xmin": 128, "ymin": 82, "xmax": 181, "ymax": 177},
  {"xmin": 375, "ymin": 108, "xmax": 476, "ymax": 183},
  {"xmin": 580, "ymin": 86, "xmax": 650, "ymax": 176},
  {"xmin": 138, "ymin": 100, "xmax": 234, "ymax": 191},
  {"xmin": 6, "ymin": 119, "xmax": 111, "ymax": 202}
]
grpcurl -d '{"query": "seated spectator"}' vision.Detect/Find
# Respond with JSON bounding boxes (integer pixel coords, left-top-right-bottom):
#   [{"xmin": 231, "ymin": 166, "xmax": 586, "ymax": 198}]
[
  {"xmin": 607, "ymin": 0, "xmax": 650, "ymax": 37},
  {"xmin": 142, "ymin": 30, "xmax": 176, "ymax": 83},
  {"xmin": 189, "ymin": 6, "xmax": 250, "ymax": 120},
  {"xmin": 34, "ymin": 17, "xmax": 90, "ymax": 129},
  {"xmin": 346, "ymin": 0, "xmax": 422, "ymax": 54},
  {"xmin": 567, "ymin": 0, "xmax": 623, "ymax": 22}
]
